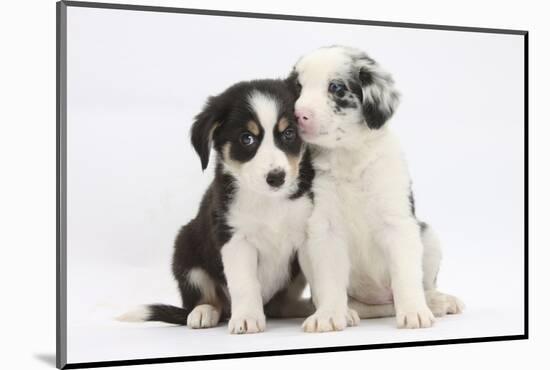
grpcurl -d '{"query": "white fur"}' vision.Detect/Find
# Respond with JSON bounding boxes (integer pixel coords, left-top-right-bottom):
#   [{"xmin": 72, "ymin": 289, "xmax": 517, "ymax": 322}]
[
  {"xmin": 187, "ymin": 304, "xmax": 221, "ymax": 329},
  {"xmin": 248, "ymin": 91, "xmax": 279, "ymax": 130},
  {"xmin": 187, "ymin": 267, "xmax": 218, "ymax": 305},
  {"xmin": 294, "ymin": 46, "xmax": 461, "ymax": 331},
  {"xmin": 116, "ymin": 305, "xmax": 150, "ymax": 322},
  {"xmin": 118, "ymin": 90, "xmax": 314, "ymax": 333},
  {"xmin": 294, "ymin": 47, "xmax": 398, "ymax": 148},
  {"xmin": 222, "ymin": 183, "xmax": 312, "ymax": 333},
  {"xmin": 220, "ymin": 92, "xmax": 313, "ymax": 334},
  {"xmin": 295, "ymin": 48, "xmax": 367, "ymax": 148},
  {"xmin": 223, "ymin": 92, "xmax": 297, "ymax": 196}
]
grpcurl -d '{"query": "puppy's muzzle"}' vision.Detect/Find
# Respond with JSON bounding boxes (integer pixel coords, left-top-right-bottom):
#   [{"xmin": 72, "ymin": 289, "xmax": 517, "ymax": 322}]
[{"xmin": 295, "ymin": 109, "xmax": 315, "ymax": 135}]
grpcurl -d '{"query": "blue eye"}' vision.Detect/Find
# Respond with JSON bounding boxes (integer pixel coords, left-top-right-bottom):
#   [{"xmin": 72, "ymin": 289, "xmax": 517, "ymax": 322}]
[
  {"xmin": 328, "ymin": 82, "xmax": 346, "ymax": 94},
  {"xmin": 240, "ymin": 132, "xmax": 256, "ymax": 146}
]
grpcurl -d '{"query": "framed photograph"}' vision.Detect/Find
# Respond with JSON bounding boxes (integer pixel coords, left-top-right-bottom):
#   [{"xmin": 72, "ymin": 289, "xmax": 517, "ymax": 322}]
[{"xmin": 57, "ymin": 1, "xmax": 528, "ymax": 368}]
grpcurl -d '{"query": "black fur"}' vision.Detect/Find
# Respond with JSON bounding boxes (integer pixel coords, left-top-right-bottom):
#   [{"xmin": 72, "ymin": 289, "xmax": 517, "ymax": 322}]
[
  {"xmin": 348, "ymin": 80, "xmax": 364, "ymax": 102},
  {"xmin": 142, "ymin": 79, "xmax": 314, "ymax": 326},
  {"xmin": 289, "ymin": 46, "xmax": 399, "ymax": 130},
  {"xmin": 146, "ymin": 304, "xmax": 191, "ymax": 325},
  {"xmin": 409, "ymin": 190, "xmax": 416, "ymax": 217},
  {"xmin": 286, "ymin": 70, "xmax": 301, "ymax": 99},
  {"xmin": 289, "ymin": 149, "xmax": 315, "ymax": 200},
  {"xmin": 356, "ymin": 61, "xmax": 399, "ymax": 130},
  {"xmin": 419, "ymin": 221, "xmax": 428, "ymax": 233},
  {"xmin": 191, "ymin": 79, "xmax": 303, "ymax": 169},
  {"xmin": 332, "ymin": 95, "xmax": 358, "ymax": 111},
  {"xmin": 273, "ymin": 125, "xmax": 301, "ymax": 156},
  {"xmin": 358, "ymin": 67, "xmax": 374, "ymax": 86},
  {"xmin": 362, "ymin": 93, "xmax": 396, "ymax": 130},
  {"xmin": 346, "ymin": 49, "xmax": 400, "ymax": 129},
  {"xmin": 409, "ymin": 188, "xmax": 429, "ymax": 234},
  {"xmin": 326, "ymin": 79, "xmax": 359, "ymax": 114}
]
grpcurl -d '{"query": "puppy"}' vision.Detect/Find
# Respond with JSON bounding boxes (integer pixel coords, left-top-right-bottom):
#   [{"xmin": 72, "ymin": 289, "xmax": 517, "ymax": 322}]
[
  {"xmin": 288, "ymin": 46, "xmax": 464, "ymax": 331},
  {"xmin": 118, "ymin": 79, "xmax": 315, "ymax": 334}
]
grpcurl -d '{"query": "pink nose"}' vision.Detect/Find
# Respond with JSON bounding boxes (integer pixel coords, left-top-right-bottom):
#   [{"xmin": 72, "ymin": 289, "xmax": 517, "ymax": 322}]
[{"xmin": 295, "ymin": 109, "xmax": 314, "ymax": 128}]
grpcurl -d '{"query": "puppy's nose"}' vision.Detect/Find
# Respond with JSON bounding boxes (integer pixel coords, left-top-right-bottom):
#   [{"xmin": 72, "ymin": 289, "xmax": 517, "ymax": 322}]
[
  {"xmin": 295, "ymin": 109, "xmax": 314, "ymax": 128},
  {"xmin": 266, "ymin": 170, "xmax": 286, "ymax": 188}
]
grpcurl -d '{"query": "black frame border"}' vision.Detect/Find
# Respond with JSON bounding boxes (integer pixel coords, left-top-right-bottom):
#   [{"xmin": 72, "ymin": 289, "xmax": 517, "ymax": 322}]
[{"xmin": 56, "ymin": 1, "xmax": 529, "ymax": 369}]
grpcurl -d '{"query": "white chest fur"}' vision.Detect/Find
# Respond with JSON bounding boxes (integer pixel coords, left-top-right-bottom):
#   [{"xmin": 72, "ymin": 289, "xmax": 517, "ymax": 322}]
[
  {"xmin": 311, "ymin": 130, "xmax": 410, "ymax": 304},
  {"xmin": 226, "ymin": 188, "xmax": 312, "ymax": 303}
]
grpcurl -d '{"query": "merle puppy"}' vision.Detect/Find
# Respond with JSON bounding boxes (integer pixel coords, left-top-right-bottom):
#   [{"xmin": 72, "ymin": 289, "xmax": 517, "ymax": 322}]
[
  {"xmin": 119, "ymin": 79, "xmax": 315, "ymax": 334},
  {"xmin": 288, "ymin": 46, "xmax": 464, "ymax": 332}
]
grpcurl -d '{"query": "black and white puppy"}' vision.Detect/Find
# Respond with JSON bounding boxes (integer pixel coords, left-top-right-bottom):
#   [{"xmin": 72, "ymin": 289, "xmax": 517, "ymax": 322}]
[
  {"xmin": 119, "ymin": 79, "xmax": 315, "ymax": 334},
  {"xmin": 288, "ymin": 46, "xmax": 464, "ymax": 331}
]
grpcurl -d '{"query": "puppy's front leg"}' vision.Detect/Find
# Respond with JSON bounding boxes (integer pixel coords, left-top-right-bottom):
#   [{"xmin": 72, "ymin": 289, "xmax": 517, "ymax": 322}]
[
  {"xmin": 299, "ymin": 210, "xmax": 359, "ymax": 332},
  {"xmin": 222, "ymin": 235, "xmax": 266, "ymax": 334},
  {"xmin": 375, "ymin": 220, "xmax": 435, "ymax": 329}
]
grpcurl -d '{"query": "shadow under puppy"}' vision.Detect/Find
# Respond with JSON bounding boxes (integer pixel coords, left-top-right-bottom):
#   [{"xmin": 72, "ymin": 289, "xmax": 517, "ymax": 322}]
[{"xmin": 119, "ymin": 79, "xmax": 315, "ymax": 334}]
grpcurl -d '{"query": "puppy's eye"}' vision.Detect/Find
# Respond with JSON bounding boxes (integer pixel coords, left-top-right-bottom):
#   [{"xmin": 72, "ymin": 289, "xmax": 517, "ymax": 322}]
[
  {"xmin": 282, "ymin": 128, "xmax": 296, "ymax": 142},
  {"xmin": 328, "ymin": 82, "xmax": 347, "ymax": 94},
  {"xmin": 296, "ymin": 81, "xmax": 302, "ymax": 92},
  {"xmin": 239, "ymin": 132, "xmax": 256, "ymax": 146}
]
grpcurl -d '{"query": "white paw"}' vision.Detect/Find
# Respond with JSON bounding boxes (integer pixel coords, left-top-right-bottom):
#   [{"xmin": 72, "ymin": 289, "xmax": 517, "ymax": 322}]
[
  {"xmin": 347, "ymin": 308, "xmax": 361, "ymax": 327},
  {"xmin": 302, "ymin": 308, "xmax": 358, "ymax": 333},
  {"xmin": 396, "ymin": 304, "xmax": 435, "ymax": 329},
  {"xmin": 426, "ymin": 291, "xmax": 465, "ymax": 317},
  {"xmin": 228, "ymin": 312, "xmax": 266, "ymax": 334},
  {"xmin": 187, "ymin": 304, "xmax": 221, "ymax": 329}
]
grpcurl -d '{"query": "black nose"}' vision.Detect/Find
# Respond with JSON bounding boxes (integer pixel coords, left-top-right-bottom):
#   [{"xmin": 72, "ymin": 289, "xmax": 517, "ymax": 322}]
[{"xmin": 266, "ymin": 170, "xmax": 286, "ymax": 188}]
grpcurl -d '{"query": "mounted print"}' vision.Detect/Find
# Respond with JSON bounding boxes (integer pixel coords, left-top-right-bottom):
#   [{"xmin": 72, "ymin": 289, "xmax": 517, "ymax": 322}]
[{"xmin": 56, "ymin": 1, "xmax": 528, "ymax": 368}]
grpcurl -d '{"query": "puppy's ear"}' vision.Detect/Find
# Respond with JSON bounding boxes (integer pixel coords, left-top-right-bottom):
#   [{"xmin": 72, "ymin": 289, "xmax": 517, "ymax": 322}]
[
  {"xmin": 356, "ymin": 58, "xmax": 400, "ymax": 129},
  {"xmin": 285, "ymin": 69, "xmax": 301, "ymax": 101},
  {"xmin": 190, "ymin": 96, "xmax": 226, "ymax": 171}
]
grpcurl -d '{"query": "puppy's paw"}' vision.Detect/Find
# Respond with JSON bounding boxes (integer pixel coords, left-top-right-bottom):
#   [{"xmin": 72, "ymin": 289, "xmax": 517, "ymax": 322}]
[
  {"xmin": 302, "ymin": 309, "xmax": 354, "ymax": 333},
  {"xmin": 446, "ymin": 295, "xmax": 465, "ymax": 314},
  {"xmin": 426, "ymin": 291, "xmax": 465, "ymax": 317},
  {"xmin": 346, "ymin": 308, "xmax": 360, "ymax": 327},
  {"xmin": 187, "ymin": 304, "xmax": 221, "ymax": 329},
  {"xmin": 396, "ymin": 304, "xmax": 435, "ymax": 329},
  {"xmin": 228, "ymin": 312, "xmax": 266, "ymax": 334}
]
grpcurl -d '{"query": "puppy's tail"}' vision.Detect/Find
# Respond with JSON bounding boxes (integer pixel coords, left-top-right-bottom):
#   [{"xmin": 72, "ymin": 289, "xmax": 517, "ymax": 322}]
[{"xmin": 117, "ymin": 304, "xmax": 189, "ymax": 325}]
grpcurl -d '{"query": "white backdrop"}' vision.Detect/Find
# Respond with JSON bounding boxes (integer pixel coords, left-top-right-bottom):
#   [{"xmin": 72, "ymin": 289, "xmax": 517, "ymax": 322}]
[{"xmin": 64, "ymin": 5, "xmax": 524, "ymax": 365}]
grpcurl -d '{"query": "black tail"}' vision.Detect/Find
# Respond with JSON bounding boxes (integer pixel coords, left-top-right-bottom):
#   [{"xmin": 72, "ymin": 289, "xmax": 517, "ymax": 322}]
[
  {"xmin": 146, "ymin": 304, "xmax": 189, "ymax": 325},
  {"xmin": 118, "ymin": 304, "xmax": 190, "ymax": 325}
]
